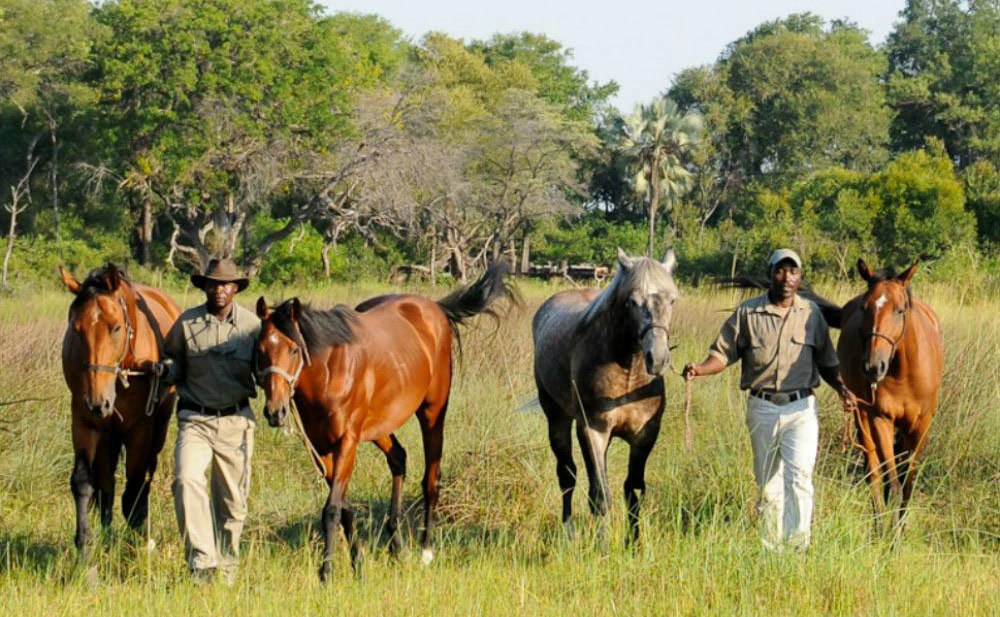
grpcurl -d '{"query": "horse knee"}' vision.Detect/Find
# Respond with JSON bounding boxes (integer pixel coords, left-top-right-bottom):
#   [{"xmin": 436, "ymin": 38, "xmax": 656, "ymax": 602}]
[
  {"xmin": 71, "ymin": 465, "xmax": 94, "ymax": 501},
  {"xmin": 556, "ymin": 461, "xmax": 576, "ymax": 491}
]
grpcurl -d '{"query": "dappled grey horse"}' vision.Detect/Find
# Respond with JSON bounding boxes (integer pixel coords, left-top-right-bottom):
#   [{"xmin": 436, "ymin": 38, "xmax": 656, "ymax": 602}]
[{"xmin": 532, "ymin": 248, "xmax": 678, "ymax": 545}]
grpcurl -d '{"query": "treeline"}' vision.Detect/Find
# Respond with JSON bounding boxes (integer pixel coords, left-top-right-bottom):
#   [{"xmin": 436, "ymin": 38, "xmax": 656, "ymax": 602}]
[{"xmin": 1, "ymin": 0, "xmax": 998, "ymax": 289}]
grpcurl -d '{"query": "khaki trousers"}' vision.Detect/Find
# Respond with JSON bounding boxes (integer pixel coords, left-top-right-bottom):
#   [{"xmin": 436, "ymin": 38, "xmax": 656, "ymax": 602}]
[
  {"xmin": 173, "ymin": 409, "xmax": 255, "ymax": 574},
  {"xmin": 745, "ymin": 394, "xmax": 819, "ymax": 551}
]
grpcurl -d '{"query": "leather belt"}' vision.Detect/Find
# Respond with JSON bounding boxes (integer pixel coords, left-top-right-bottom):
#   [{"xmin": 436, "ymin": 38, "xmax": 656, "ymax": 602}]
[
  {"xmin": 178, "ymin": 398, "xmax": 249, "ymax": 416},
  {"xmin": 749, "ymin": 388, "xmax": 812, "ymax": 406}
]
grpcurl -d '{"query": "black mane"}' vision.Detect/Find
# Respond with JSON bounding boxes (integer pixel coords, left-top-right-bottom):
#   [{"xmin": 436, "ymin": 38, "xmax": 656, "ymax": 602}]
[
  {"xmin": 69, "ymin": 264, "xmax": 130, "ymax": 311},
  {"xmin": 271, "ymin": 300, "xmax": 357, "ymax": 353}
]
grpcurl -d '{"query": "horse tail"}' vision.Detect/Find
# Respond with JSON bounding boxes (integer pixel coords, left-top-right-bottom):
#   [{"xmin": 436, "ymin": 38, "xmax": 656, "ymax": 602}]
[
  {"xmin": 719, "ymin": 276, "xmax": 843, "ymax": 328},
  {"xmin": 436, "ymin": 263, "xmax": 516, "ymax": 349}
]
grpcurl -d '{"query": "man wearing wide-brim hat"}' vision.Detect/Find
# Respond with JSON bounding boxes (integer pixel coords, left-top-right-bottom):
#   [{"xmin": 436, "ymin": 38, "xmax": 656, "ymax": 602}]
[
  {"xmin": 154, "ymin": 257, "xmax": 260, "ymax": 584},
  {"xmin": 682, "ymin": 248, "xmax": 856, "ymax": 551}
]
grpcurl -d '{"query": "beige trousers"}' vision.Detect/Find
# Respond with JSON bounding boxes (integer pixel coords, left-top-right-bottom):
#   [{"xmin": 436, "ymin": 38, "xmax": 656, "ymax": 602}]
[
  {"xmin": 745, "ymin": 394, "xmax": 819, "ymax": 551},
  {"xmin": 173, "ymin": 409, "xmax": 255, "ymax": 574}
]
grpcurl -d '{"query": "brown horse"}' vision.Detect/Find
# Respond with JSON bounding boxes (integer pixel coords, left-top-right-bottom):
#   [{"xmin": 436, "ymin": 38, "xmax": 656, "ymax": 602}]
[
  {"xmin": 837, "ymin": 259, "xmax": 943, "ymax": 531},
  {"xmin": 254, "ymin": 265, "xmax": 512, "ymax": 581},
  {"xmin": 60, "ymin": 263, "xmax": 180, "ymax": 557},
  {"xmin": 532, "ymin": 248, "xmax": 678, "ymax": 546}
]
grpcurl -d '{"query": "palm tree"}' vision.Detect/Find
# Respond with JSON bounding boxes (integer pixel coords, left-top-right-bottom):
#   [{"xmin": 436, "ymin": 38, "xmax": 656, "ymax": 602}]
[{"xmin": 620, "ymin": 97, "xmax": 702, "ymax": 256}]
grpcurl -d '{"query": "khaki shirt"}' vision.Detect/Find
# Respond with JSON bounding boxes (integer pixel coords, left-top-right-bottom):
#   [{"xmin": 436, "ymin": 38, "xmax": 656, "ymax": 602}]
[
  {"xmin": 709, "ymin": 293, "xmax": 838, "ymax": 391},
  {"xmin": 162, "ymin": 302, "xmax": 261, "ymax": 410}
]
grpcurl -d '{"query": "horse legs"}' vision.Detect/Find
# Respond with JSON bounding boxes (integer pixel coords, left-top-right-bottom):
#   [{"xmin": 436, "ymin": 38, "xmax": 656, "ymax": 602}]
[
  {"xmin": 624, "ymin": 414, "xmax": 662, "ymax": 549},
  {"xmin": 373, "ymin": 434, "xmax": 407, "ymax": 556},
  {"xmin": 871, "ymin": 416, "xmax": 904, "ymax": 529},
  {"xmin": 538, "ymin": 385, "xmax": 577, "ymax": 537},
  {"xmin": 576, "ymin": 421, "xmax": 611, "ymax": 544},
  {"xmin": 319, "ymin": 438, "xmax": 358, "ymax": 582},
  {"xmin": 416, "ymin": 398, "xmax": 448, "ymax": 565},
  {"xmin": 121, "ymin": 424, "xmax": 156, "ymax": 530},
  {"xmin": 70, "ymin": 415, "xmax": 102, "ymax": 558}
]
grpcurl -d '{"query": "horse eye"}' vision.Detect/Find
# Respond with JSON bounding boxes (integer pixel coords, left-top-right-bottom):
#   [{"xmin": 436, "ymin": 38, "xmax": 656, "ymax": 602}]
[
  {"xmin": 111, "ymin": 324, "xmax": 122, "ymax": 334},
  {"xmin": 290, "ymin": 347, "xmax": 299, "ymax": 356}
]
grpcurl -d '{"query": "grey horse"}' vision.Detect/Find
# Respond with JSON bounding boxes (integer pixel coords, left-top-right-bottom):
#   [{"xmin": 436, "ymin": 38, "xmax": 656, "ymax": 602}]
[{"xmin": 532, "ymin": 248, "xmax": 679, "ymax": 545}]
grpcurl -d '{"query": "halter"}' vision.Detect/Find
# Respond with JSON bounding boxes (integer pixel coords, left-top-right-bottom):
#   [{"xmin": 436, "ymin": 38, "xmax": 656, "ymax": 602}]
[
  {"xmin": 257, "ymin": 352, "xmax": 305, "ymax": 390},
  {"xmin": 83, "ymin": 294, "xmax": 137, "ymax": 388},
  {"xmin": 639, "ymin": 323, "xmax": 670, "ymax": 339}
]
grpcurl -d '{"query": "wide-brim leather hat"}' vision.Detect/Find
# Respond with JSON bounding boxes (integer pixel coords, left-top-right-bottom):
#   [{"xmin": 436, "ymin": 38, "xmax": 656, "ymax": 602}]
[{"xmin": 191, "ymin": 257, "xmax": 250, "ymax": 292}]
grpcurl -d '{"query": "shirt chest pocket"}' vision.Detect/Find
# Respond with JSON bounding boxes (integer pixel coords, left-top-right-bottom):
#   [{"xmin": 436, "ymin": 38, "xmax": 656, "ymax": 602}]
[
  {"xmin": 790, "ymin": 322, "xmax": 817, "ymax": 361},
  {"xmin": 185, "ymin": 323, "xmax": 252, "ymax": 361},
  {"xmin": 748, "ymin": 323, "xmax": 777, "ymax": 366}
]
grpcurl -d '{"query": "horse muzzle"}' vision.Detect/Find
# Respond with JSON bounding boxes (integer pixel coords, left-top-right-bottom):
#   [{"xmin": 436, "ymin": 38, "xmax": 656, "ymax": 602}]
[
  {"xmin": 264, "ymin": 403, "xmax": 289, "ymax": 428},
  {"xmin": 85, "ymin": 395, "xmax": 116, "ymax": 419}
]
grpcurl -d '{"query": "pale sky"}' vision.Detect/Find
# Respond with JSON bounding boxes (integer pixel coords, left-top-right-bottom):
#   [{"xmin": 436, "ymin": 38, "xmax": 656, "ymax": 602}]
[{"xmin": 318, "ymin": 0, "xmax": 905, "ymax": 113}]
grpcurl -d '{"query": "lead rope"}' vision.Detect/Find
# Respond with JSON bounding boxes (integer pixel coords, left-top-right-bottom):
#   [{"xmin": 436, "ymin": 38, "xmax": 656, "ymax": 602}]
[
  {"xmin": 289, "ymin": 397, "xmax": 327, "ymax": 483},
  {"xmin": 683, "ymin": 376, "xmax": 693, "ymax": 451}
]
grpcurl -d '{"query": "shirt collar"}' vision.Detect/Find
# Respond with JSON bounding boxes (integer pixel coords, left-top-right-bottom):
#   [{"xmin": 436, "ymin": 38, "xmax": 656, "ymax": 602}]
[
  {"xmin": 755, "ymin": 292, "xmax": 807, "ymax": 316},
  {"xmin": 201, "ymin": 303, "xmax": 237, "ymax": 325}
]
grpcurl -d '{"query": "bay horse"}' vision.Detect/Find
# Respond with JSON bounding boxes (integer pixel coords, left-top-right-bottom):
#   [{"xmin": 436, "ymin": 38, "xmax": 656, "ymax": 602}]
[
  {"xmin": 60, "ymin": 263, "xmax": 180, "ymax": 557},
  {"xmin": 837, "ymin": 259, "xmax": 943, "ymax": 531},
  {"xmin": 532, "ymin": 248, "xmax": 678, "ymax": 546},
  {"xmin": 253, "ymin": 265, "xmax": 512, "ymax": 581}
]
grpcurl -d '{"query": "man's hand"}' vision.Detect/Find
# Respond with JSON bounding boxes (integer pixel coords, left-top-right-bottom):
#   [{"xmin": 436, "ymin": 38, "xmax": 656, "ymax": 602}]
[
  {"xmin": 682, "ymin": 362, "xmax": 700, "ymax": 381},
  {"xmin": 149, "ymin": 361, "xmax": 169, "ymax": 378},
  {"xmin": 840, "ymin": 387, "xmax": 858, "ymax": 414}
]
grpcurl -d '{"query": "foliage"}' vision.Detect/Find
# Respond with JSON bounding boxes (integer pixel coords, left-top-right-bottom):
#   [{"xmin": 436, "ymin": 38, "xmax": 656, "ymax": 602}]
[{"xmin": 886, "ymin": 0, "xmax": 1000, "ymax": 166}]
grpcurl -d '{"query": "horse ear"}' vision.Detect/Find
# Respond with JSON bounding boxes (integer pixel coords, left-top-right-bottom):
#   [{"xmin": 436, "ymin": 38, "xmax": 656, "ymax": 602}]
[
  {"xmin": 857, "ymin": 258, "xmax": 874, "ymax": 282},
  {"xmin": 661, "ymin": 248, "xmax": 677, "ymax": 273},
  {"xmin": 104, "ymin": 262, "xmax": 122, "ymax": 292},
  {"xmin": 898, "ymin": 263, "xmax": 919, "ymax": 286},
  {"xmin": 616, "ymin": 247, "xmax": 634, "ymax": 270},
  {"xmin": 256, "ymin": 296, "xmax": 269, "ymax": 319},
  {"xmin": 59, "ymin": 266, "xmax": 81, "ymax": 295},
  {"xmin": 290, "ymin": 297, "xmax": 302, "ymax": 321}
]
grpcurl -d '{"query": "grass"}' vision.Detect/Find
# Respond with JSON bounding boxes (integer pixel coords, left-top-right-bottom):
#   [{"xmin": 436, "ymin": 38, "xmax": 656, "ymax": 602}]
[{"xmin": 0, "ymin": 278, "xmax": 997, "ymax": 616}]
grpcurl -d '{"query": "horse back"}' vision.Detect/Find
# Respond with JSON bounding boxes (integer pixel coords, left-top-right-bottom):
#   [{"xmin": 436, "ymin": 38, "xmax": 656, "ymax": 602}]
[{"xmin": 352, "ymin": 295, "xmax": 453, "ymax": 412}]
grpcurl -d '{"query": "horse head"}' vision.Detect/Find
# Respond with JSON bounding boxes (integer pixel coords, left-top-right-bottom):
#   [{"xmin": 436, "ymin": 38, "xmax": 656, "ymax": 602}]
[
  {"xmin": 613, "ymin": 247, "xmax": 679, "ymax": 375},
  {"xmin": 857, "ymin": 258, "xmax": 918, "ymax": 384},
  {"xmin": 255, "ymin": 296, "xmax": 310, "ymax": 428},
  {"xmin": 61, "ymin": 263, "xmax": 135, "ymax": 419}
]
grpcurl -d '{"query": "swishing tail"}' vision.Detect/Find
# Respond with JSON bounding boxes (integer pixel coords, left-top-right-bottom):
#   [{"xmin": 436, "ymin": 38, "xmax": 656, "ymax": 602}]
[
  {"xmin": 437, "ymin": 263, "xmax": 517, "ymax": 346},
  {"xmin": 720, "ymin": 276, "xmax": 842, "ymax": 328}
]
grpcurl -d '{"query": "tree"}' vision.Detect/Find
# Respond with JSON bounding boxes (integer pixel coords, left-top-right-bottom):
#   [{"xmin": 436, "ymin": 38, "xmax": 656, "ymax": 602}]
[
  {"xmin": 619, "ymin": 97, "xmax": 702, "ymax": 256},
  {"xmin": 672, "ymin": 14, "xmax": 890, "ymax": 198},
  {"xmin": 885, "ymin": 0, "xmax": 1000, "ymax": 167},
  {"xmin": 89, "ymin": 0, "xmax": 399, "ymax": 270},
  {"xmin": 0, "ymin": 0, "xmax": 99, "ymax": 285}
]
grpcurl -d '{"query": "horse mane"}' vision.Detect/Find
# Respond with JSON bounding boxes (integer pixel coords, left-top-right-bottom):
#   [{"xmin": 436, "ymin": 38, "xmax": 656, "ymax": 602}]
[
  {"xmin": 271, "ymin": 300, "xmax": 357, "ymax": 354},
  {"xmin": 69, "ymin": 264, "xmax": 132, "ymax": 312}
]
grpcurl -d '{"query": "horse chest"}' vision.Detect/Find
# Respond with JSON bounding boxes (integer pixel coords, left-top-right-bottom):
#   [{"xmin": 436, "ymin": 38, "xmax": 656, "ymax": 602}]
[{"xmin": 574, "ymin": 360, "xmax": 663, "ymax": 430}]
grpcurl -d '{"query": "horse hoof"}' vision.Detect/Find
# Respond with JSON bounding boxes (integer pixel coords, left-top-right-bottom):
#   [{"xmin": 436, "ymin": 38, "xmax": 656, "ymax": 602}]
[
  {"xmin": 318, "ymin": 564, "xmax": 331, "ymax": 583},
  {"xmin": 420, "ymin": 549, "xmax": 434, "ymax": 566}
]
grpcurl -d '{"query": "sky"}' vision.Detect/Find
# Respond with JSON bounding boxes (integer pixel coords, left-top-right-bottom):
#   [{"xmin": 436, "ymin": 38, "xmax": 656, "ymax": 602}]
[{"xmin": 317, "ymin": 0, "xmax": 905, "ymax": 112}]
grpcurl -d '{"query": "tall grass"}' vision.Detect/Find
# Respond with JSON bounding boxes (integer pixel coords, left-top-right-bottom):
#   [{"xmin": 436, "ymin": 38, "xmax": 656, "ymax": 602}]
[{"xmin": 0, "ymin": 279, "xmax": 996, "ymax": 616}]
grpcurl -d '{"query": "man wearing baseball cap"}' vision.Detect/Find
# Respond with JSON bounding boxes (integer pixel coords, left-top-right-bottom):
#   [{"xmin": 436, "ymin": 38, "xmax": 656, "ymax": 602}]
[
  {"xmin": 154, "ymin": 257, "xmax": 260, "ymax": 583},
  {"xmin": 683, "ymin": 249, "xmax": 856, "ymax": 551}
]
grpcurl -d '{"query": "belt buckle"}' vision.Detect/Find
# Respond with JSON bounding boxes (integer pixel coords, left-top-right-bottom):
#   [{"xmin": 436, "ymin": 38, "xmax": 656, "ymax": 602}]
[{"xmin": 771, "ymin": 392, "xmax": 790, "ymax": 406}]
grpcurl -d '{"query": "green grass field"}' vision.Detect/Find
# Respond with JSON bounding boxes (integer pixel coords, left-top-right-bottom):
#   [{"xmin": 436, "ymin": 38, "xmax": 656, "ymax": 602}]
[{"xmin": 0, "ymin": 278, "xmax": 997, "ymax": 616}]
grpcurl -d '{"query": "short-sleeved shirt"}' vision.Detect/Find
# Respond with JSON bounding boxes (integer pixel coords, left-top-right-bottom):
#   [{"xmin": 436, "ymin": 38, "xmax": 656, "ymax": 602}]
[
  {"xmin": 162, "ymin": 302, "xmax": 261, "ymax": 410},
  {"xmin": 709, "ymin": 293, "xmax": 838, "ymax": 391}
]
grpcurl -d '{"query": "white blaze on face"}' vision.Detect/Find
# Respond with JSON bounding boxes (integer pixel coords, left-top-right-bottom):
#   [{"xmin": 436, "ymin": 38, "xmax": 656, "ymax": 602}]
[
  {"xmin": 874, "ymin": 293, "xmax": 888, "ymax": 311},
  {"xmin": 89, "ymin": 306, "xmax": 101, "ymax": 327},
  {"xmin": 269, "ymin": 334, "xmax": 280, "ymax": 345}
]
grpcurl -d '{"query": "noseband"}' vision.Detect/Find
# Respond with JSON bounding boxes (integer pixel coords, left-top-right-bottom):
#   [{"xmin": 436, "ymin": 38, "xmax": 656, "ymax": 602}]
[
  {"xmin": 639, "ymin": 323, "xmax": 670, "ymax": 339},
  {"xmin": 256, "ymin": 344, "xmax": 307, "ymax": 391}
]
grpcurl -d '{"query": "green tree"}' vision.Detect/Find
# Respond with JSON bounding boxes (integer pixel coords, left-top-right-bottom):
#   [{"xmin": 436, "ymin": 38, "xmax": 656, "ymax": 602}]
[
  {"xmin": 963, "ymin": 160, "xmax": 1000, "ymax": 245},
  {"xmin": 0, "ymin": 0, "xmax": 100, "ymax": 289},
  {"xmin": 672, "ymin": 14, "xmax": 889, "ymax": 196},
  {"xmin": 620, "ymin": 97, "xmax": 702, "ymax": 256},
  {"xmin": 89, "ymin": 0, "xmax": 397, "ymax": 270},
  {"xmin": 886, "ymin": 0, "xmax": 1000, "ymax": 166},
  {"xmin": 468, "ymin": 32, "xmax": 618, "ymax": 123}
]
